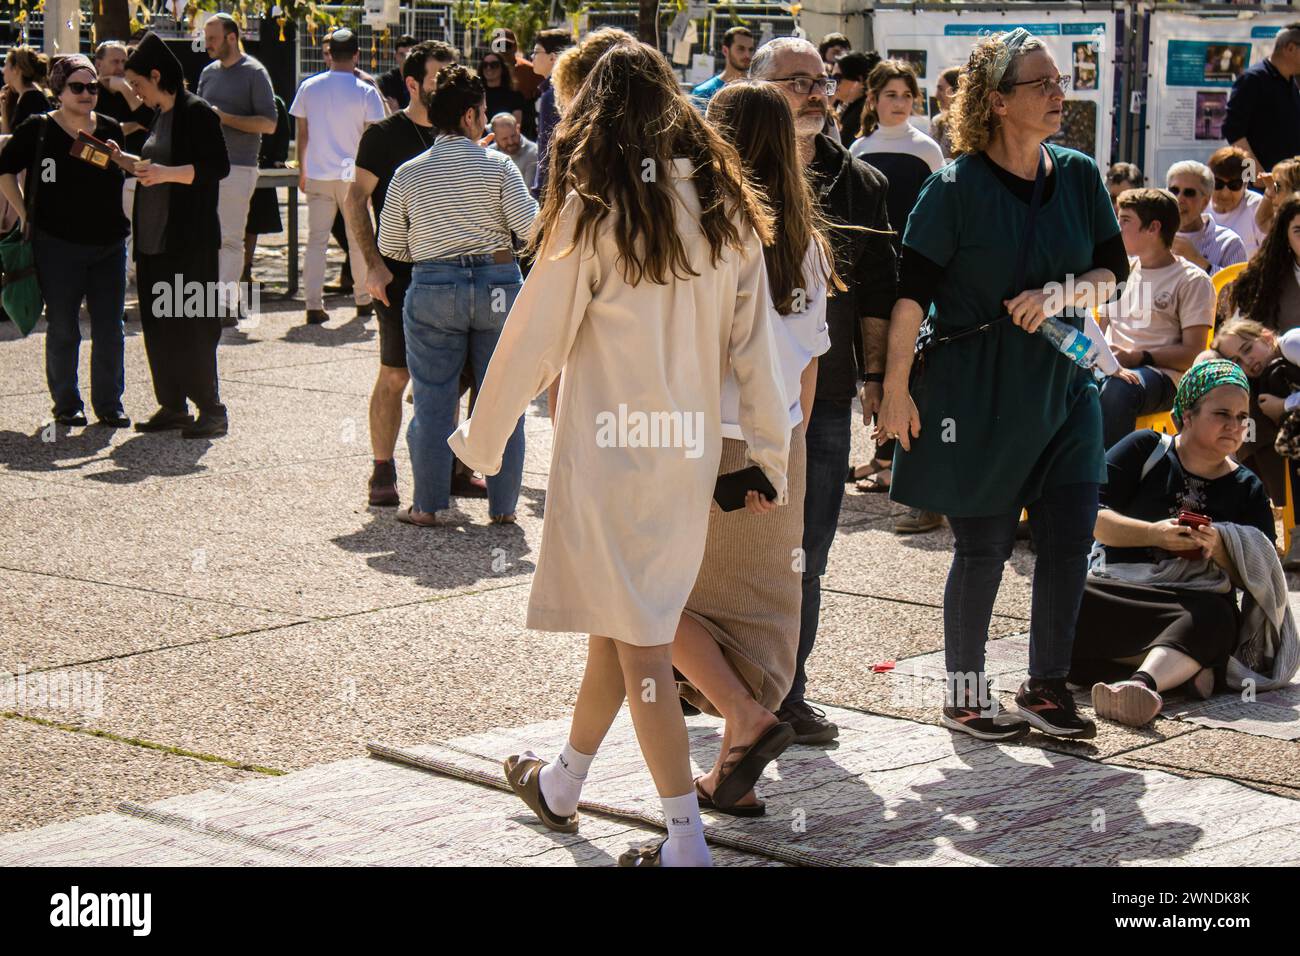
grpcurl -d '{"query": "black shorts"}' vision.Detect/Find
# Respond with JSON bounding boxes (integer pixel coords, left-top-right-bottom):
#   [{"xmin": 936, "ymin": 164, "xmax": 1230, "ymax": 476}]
[{"xmin": 375, "ymin": 257, "xmax": 413, "ymax": 369}]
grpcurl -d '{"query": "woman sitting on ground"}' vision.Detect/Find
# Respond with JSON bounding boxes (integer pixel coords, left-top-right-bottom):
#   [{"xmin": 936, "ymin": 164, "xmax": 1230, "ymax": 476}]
[{"xmin": 1072, "ymin": 360, "xmax": 1278, "ymax": 727}]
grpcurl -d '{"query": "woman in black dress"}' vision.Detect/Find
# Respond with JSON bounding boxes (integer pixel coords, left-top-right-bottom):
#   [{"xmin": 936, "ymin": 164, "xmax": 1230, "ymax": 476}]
[
  {"xmin": 479, "ymin": 52, "xmax": 523, "ymax": 128},
  {"xmin": 1073, "ymin": 360, "xmax": 1277, "ymax": 727},
  {"xmin": 117, "ymin": 33, "xmax": 231, "ymax": 439},
  {"xmin": 1, "ymin": 46, "xmax": 51, "ymax": 135}
]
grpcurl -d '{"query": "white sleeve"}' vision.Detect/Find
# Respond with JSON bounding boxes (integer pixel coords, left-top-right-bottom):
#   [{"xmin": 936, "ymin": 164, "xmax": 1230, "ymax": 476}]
[{"xmin": 1280, "ymin": 328, "xmax": 1300, "ymax": 367}]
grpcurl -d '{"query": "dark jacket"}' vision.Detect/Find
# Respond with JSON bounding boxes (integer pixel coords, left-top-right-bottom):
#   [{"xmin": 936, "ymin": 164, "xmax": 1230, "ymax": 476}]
[
  {"xmin": 133, "ymin": 89, "xmax": 230, "ymax": 259},
  {"xmin": 810, "ymin": 132, "xmax": 898, "ymax": 401}
]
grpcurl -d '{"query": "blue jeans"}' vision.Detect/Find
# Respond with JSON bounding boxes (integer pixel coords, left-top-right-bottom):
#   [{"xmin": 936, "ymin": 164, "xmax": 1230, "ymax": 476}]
[
  {"xmin": 1098, "ymin": 366, "xmax": 1175, "ymax": 449},
  {"xmin": 784, "ymin": 398, "xmax": 853, "ymax": 708},
  {"xmin": 944, "ymin": 482, "xmax": 1099, "ymax": 701},
  {"xmin": 33, "ymin": 232, "xmax": 127, "ymax": 419},
  {"xmin": 403, "ymin": 256, "xmax": 525, "ymax": 517}
]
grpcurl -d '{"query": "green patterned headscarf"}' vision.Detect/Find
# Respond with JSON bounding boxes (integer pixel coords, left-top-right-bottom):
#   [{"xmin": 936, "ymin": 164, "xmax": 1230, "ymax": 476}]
[{"xmin": 1171, "ymin": 359, "xmax": 1250, "ymax": 430}]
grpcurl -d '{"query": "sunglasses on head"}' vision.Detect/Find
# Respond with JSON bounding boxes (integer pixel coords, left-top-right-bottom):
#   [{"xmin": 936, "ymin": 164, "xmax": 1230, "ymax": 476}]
[
  {"xmin": 1168, "ymin": 186, "xmax": 1202, "ymax": 197},
  {"xmin": 1215, "ymin": 177, "xmax": 1244, "ymax": 191},
  {"xmin": 65, "ymin": 80, "xmax": 100, "ymax": 95}
]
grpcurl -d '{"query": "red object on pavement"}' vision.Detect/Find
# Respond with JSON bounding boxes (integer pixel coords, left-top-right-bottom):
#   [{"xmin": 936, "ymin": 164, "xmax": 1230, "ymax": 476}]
[{"xmin": 872, "ymin": 661, "xmax": 896, "ymax": 673}]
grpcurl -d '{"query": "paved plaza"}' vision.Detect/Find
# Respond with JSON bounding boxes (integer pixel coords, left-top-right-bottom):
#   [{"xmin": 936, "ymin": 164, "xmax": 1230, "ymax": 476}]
[{"xmin": 0, "ymin": 237, "xmax": 1297, "ymax": 864}]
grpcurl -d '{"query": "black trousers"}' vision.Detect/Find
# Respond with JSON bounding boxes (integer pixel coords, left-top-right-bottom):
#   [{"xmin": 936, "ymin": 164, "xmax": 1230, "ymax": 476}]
[{"xmin": 137, "ymin": 245, "xmax": 225, "ymax": 418}]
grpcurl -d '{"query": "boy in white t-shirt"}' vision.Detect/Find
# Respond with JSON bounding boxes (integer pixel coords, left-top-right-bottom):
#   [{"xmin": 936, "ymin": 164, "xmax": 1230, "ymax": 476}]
[{"xmin": 1097, "ymin": 188, "xmax": 1215, "ymax": 448}]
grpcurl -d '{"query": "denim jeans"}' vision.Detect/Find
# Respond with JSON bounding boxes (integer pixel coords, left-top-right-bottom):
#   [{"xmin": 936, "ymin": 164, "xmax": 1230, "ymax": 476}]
[
  {"xmin": 33, "ymin": 232, "xmax": 127, "ymax": 419},
  {"xmin": 1098, "ymin": 366, "xmax": 1176, "ymax": 449},
  {"xmin": 403, "ymin": 256, "xmax": 525, "ymax": 517},
  {"xmin": 784, "ymin": 397, "xmax": 853, "ymax": 708},
  {"xmin": 944, "ymin": 482, "xmax": 1099, "ymax": 702}
]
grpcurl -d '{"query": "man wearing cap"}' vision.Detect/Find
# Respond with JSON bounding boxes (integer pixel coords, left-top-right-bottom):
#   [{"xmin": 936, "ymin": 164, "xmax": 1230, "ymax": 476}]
[
  {"xmin": 197, "ymin": 12, "xmax": 277, "ymax": 324},
  {"xmin": 290, "ymin": 28, "xmax": 386, "ymax": 326}
]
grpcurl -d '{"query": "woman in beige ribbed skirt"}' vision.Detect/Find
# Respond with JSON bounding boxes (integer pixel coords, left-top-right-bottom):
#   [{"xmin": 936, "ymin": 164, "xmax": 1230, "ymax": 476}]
[{"xmin": 672, "ymin": 82, "xmax": 840, "ymax": 816}]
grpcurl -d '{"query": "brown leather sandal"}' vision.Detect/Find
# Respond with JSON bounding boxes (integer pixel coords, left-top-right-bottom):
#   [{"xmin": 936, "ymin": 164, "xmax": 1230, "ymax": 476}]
[
  {"xmin": 695, "ymin": 776, "xmax": 765, "ymax": 817},
  {"xmin": 711, "ymin": 721, "xmax": 795, "ymax": 809},
  {"xmin": 618, "ymin": 838, "xmax": 666, "ymax": 867},
  {"xmin": 503, "ymin": 752, "xmax": 579, "ymax": 833}
]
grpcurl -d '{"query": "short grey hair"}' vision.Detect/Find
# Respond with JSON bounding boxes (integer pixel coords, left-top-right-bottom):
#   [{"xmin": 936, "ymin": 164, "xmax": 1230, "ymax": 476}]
[
  {"xmin": 1166, "ymin": 160, "xmax": 1214, "ymax": 195},
  {"xmin": 490, "ymin": 112, "xmax": 518, "ymax": 129},
  {"xmin": 749, "ymin": 36, "xmax": 821, "ymax": 79}
]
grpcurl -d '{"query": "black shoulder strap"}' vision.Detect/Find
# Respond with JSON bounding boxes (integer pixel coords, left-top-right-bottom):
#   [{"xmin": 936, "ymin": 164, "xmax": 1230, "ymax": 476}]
[
  {"xmin": 1010, "ymin": 144, "xmax": 1048, "ymax": 297},
  {"xmin": 22, "ymin": 114, "xmax": 49, "ymax": 237}
]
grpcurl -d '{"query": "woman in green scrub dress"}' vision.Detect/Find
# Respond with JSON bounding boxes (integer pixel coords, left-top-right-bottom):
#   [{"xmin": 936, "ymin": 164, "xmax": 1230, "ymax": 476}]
[{"xmin": 875, "ymin": 29, "xmax": 1131, "ymax": 743}]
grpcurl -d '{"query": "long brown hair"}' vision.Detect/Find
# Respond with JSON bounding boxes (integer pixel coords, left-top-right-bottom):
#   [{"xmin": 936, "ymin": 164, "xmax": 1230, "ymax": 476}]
[
  {"xmin": 1227, "ymin": 193, "xmax": 1300, "ymax": 327},
  {"xmin": 858, "ymin": 59, "xmax": 919, "ymax": 139},
  {"xmin": 707, "ymin": 81, "xmax": 840, "ymax": 314},
  {"xmin": 530, "ymin": 42, "xmax": 772, "ymax": 286}
]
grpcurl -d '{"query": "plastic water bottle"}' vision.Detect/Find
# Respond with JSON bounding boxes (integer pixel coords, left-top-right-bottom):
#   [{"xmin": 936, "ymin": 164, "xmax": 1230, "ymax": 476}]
[{"xmin": 1037, "ymin": 315, "xmax": 1119, "ymax": 381}]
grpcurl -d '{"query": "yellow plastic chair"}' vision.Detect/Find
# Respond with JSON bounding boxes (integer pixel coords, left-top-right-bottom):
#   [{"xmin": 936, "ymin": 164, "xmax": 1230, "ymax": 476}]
[
  {"xmin": 1132, "ymin": 261, "xmax": 1247, "ymax": 434},
  {"xmin": 1285, "ymin": 465, "xmax": 1295, "ymax": 554}
]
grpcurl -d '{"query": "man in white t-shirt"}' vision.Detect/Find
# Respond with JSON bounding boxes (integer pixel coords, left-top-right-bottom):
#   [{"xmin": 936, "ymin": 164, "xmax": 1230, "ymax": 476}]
[
  {"xmin": 290, "ymin": 29, "xmax": 386, "ymax": 325},
  {"xmin": 1208, "ymin": 145, "xmax": 1265, "ymax": 257},
  {"xmin": 1098, "ymin": 188, "xmax": 1215, "ymax": 448}
]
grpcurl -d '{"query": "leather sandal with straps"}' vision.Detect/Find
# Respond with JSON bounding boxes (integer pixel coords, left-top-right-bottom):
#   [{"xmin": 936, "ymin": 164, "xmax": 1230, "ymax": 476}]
[
  {"xmin": 503, "ymin": 752, "xmax": 579, "ymax": 833},
  {"xmin": 710, "ymin": 721, "xmax": 795, "ymax": 809},
  {"xmin": 618, "ymin": 838, "xmax": 666, "ymax": 867},
  {"xmin": 695, "ymin": 776, "xmax": 765, "ymax": 817}
]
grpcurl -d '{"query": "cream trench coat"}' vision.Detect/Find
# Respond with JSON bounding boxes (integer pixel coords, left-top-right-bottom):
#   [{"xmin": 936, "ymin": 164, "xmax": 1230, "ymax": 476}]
[{"xmin": 449, "ymin": 159, "xmax": 791, "ymax": 646}]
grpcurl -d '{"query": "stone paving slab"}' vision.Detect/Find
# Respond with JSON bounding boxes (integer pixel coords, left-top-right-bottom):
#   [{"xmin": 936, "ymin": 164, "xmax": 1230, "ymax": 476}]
[
  {"xmin": 890, "ymin": 632, "xmax": 1300, "ymax": 741},
  {"xmin": 1106, "ymin": 728, "xmax": 1300, "ymax": 794},
  {"xmin": 388, "ymin": 704, "xmax": 1300, "ymax": 866},
  {"xmin": 822, "ymin": 520, "xmax": 1034, "ymax": 621},
  {"xmin": 0, "ymin": 457, "xmax": 544, "ymax": 619},
  {"xmin": 0, "ymin": 570, "xmax": 305, "ymax": 671},
  {"xmin": 11, "ymin": 586, "xmax": 588, "ymax": 772},
  {"xmin": 0, "ymin": 753, "xmax": 773, "ymax": 867},
  {"xmin": 0, "ymin": 716, "xmax": 257, "ymax": 834}
]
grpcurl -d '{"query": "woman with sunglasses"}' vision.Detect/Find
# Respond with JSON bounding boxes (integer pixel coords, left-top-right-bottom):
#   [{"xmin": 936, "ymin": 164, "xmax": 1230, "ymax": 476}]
[
  {"xmin": 1208, "ymin": 146, "xmax": 1265, "ymax": 257},
  {"xmin": 877, "ymin": 30, "xmax": 1130, "ymax": 741},
  {"xmin": 478, "ymin": 52, "xmax": 523, "ymax": 131},
  {"xmin": 0, "ymin": 55, "xmax": 130, "ymax": 427}
]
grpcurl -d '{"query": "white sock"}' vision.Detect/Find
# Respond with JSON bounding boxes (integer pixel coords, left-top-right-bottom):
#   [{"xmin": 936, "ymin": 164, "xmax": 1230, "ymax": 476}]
[
  {"xmin": 538, "ymin": 742, "xmax": 594, "ymax": 818},
  {"xmin": 660, "ymin": 791, "xmax": 712, "ymax": 867}
]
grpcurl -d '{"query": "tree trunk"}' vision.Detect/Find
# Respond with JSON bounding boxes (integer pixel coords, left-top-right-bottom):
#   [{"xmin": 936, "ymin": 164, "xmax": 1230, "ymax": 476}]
[
  {"xmin": 637, "ymin": 0, "xmax": 658, "ymax": 48},
  {"xmin": 93, "ymin": 0, "xmax": 133, "ymax": 43}
]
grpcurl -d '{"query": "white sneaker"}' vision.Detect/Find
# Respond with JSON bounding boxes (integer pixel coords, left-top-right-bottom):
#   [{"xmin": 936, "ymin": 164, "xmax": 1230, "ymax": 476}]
[{"xmin": 1091, "ymin": 680, "xmax": 1162, "ymax": 727}]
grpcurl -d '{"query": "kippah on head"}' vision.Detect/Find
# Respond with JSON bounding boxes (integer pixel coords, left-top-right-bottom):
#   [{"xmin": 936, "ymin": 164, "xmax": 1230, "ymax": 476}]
[{"xmin": 329, "ymin": 28, "xmax": 358, "ymax": 57}]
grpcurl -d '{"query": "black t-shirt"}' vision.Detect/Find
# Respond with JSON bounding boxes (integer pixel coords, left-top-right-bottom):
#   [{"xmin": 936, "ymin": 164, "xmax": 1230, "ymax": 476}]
[
  {"xmin": 485, "ymin": 86, "xmax": 525, "ymax": 122},
  {"xmin": 96, "ymin": 87, "xmax": 154, "ymax": 154},
  {"xmin": 13, "ymin": 88, "xmax": 51, "ymax": 129},
  {"xmin": 354, "ymin": 111, "xmax": 435, "ymax": 219},
  {"xmin": 1099, "ymin": 429, "xmax": 1275, "ymax": 564},
  {"xmin": 0, "ymin": 113, "xmax": 129, "ymax": 244},
  {"xmin": 378, "ymin": 67, "xmax": 409, "ymax": 110}
]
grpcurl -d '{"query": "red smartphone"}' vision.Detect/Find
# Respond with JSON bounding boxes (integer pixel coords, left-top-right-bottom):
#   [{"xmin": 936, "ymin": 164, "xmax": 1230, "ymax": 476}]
[{"xmin": 1170, "ymin": 511, "xmax": 1211, "ymax": 559}]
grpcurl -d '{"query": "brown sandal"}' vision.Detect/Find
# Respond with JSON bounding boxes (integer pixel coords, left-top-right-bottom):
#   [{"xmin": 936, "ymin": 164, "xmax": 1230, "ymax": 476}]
[
  {"xmin": 711, "ymin": 721, "xmax": 795, "ymax": 809},
  {"xmin": 503, "ymin": 752, "xmax": 579, "ymax": 833},
  {"xmin": 396, "ymin": 506, "xmax": 438, "ymax": 527},
  {"xmin": 695, "ymin": 776, "xmax": 765, "ymax": 817},
  {"xmin": 618, "ymin": 838, "xmax": 666, "ymax": 867}
]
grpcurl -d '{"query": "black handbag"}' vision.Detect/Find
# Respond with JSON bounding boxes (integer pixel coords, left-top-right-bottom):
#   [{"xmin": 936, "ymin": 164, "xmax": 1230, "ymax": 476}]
[{"xmin": 912, "ymin": 144, "xmax": 1048, "ymax": 379}]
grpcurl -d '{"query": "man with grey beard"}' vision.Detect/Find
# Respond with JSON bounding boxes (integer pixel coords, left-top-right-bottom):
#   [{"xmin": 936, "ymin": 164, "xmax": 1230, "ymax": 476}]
[{"xmin": 752, "ymin": 37, "xmax": 897, "ymax": 743}]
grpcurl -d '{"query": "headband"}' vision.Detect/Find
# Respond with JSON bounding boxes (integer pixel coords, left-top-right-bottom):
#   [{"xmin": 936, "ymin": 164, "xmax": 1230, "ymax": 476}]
[
  {"xmin": 1171, "ymin": 359, "xmax": 1249, "ymax": 430},
  {"xmin": 990, "ymin": 28, "xmax": 1032, "ymax": 88}
]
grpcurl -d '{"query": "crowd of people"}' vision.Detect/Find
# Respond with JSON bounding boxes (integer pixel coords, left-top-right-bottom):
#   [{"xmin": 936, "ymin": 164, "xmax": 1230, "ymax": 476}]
[{"xmin": 1, "ymin": 16, "xmax": 1299, "ymax": 866}]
